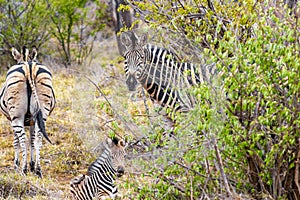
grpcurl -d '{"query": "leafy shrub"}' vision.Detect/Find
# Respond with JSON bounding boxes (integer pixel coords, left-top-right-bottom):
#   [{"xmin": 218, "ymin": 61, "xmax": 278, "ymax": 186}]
[{"xmin": 126, "ymin": 0, "xmax": 300, "ymax": 199}]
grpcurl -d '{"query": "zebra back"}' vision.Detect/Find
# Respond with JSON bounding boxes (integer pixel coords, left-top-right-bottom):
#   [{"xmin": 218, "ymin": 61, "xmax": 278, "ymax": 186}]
[{"xmin": 70, "ymin": 137, "xmax": 126, "ymax": 200}]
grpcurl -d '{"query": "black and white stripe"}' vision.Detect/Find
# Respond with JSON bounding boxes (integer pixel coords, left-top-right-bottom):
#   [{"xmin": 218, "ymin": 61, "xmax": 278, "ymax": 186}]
[
  {"xmin": 70, "ymin": 137, "xmax": 126, "ymax": 200},
  {"xmin": 0, "ymin": 46, "xmax": 55, "ymax": 178},
  {"xmin": 120, "ymin": 31, "xmax": 217, "ymax": 114}
]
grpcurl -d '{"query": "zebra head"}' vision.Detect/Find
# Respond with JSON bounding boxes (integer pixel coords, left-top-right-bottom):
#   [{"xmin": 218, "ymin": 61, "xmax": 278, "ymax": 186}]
[
  {"xmin": 121, "ymin": 31, "xmax": 148, "ymax": 91},
  {"xmin": 11, "ymin": 46, "xmax": 38, "ymax": 64},
  {"xmin": 107, "ymin": 137, "xmax": 127, "ymax": 177}
]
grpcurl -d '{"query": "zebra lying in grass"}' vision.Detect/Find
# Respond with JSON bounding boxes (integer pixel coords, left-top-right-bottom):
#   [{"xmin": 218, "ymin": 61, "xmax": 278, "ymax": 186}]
[
  {"xmin": 70, "ymin": 137, "xmax": 126, "ymax": 200},
  {"xmin": 0, "ymin": 46, "xmax": 56, "ymax": 178}
]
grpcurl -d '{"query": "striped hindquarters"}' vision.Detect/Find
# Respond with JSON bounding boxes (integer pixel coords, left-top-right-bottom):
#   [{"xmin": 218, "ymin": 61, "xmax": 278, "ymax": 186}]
[
  {"xmin": 0, "ymin": 62, "xmax": 55, "ymax": 125},
  {"xmin": 70, "ymin": 175, "xmax": 99, "ymax": 200},
  {"xmin": 30, "ymin": 62, "xmax": 55, "ymax": 120},
  {"xmin": 0, "ymin": 64, "xmax": 29, "ymax": 122}
]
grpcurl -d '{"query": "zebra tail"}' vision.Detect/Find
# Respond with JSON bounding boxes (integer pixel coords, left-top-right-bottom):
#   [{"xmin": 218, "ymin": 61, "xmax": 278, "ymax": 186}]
[{"xmin": 37, "ymin": 109, "xmax": 53, "ymax": 144}]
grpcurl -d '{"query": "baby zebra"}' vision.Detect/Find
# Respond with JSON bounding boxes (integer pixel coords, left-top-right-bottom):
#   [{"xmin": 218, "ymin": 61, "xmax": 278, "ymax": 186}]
[
  {"xmin": 70, "ymin": 137, "xmax": 126, "ymax": 200},
  {"xmin": 0, "ymin": 47, "xmax": 55, "ymax": 178}
]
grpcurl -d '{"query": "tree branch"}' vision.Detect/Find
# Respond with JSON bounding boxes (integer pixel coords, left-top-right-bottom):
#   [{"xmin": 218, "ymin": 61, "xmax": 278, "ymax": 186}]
[
  {"xmin": 212, "ymin": 137, "xmax": 233, "ymax": 196},
  {"xmin": 295, "ymin": 138, "xmax": 300, "ymax": 194}
]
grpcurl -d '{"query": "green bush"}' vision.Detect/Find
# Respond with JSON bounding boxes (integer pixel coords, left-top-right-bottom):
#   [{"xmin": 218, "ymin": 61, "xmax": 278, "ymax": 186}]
[{"xmin": 127, "ymin": 0, "xmax": 300, "ymax": 199}]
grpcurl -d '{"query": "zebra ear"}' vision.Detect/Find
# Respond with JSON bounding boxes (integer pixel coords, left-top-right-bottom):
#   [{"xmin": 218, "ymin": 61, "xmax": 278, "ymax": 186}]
[
  {"xmin": 139, "ymin": 33, "xmax": 148, "ymax": 46},
  {"xmin": 119, "ymin": 139, "xmax": 126, "ymax": 147},
  {"xmin": 106, "ymin": 138, "xmax": 113, "ymax": 148},
  {"xmin": 11, "ymin": 47, "xmax": 22, "ymax": 63},
  {"xmin": 31, "ymin": 46, "xmax": 38, "ymax": 61},
  {"xmin": 120, "ymin": 32, "xmax": 132, "ymax": 49}
]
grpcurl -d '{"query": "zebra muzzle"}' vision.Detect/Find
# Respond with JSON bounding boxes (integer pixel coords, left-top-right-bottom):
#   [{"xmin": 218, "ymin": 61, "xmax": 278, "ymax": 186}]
[{"xmin": 126, "ymin": 74, "xmax": 138, "ymax": 91}]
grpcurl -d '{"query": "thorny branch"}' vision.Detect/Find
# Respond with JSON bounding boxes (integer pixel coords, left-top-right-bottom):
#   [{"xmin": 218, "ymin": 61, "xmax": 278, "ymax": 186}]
[
  {"xmin": 160, "ymin": 174, "xmax": 185, "ymax": 194},
  {"xmin": 212, "ymin": 136, "xmax": 234, "ymax": 197},
  {"xmin": 78, "ymin": 72, "xmax": 137, "ymax": 138},
  {"xmin": 141, "ymin": 87, "xmax": 153, "ymax": 131}
]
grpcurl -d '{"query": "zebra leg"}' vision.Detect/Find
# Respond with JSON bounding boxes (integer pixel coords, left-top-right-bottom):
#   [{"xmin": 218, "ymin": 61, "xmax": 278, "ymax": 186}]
[
  {"xmin": 12, "ymin": 122, "xmax": 27, "ymax": 175},
  {"xmin": 29, "ymin": 125, "xmax": 35, "ymax": 172},
  {"xmin": 34, "ymin": 122, "xmax": 43, "ymax": 178},
  {"xmin": 13, "ymin": 132, "xmax": 20, "ymax": 170}
]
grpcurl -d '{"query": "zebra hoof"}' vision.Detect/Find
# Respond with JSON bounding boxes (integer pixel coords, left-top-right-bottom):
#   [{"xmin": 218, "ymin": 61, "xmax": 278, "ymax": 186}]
[
  {"xmin": 35, "ymin": 168, "xmax": 43, "ymax": 178},
  {"xmin": 30, "ymin": 161, "xmax": 35, "ymax": 172}
]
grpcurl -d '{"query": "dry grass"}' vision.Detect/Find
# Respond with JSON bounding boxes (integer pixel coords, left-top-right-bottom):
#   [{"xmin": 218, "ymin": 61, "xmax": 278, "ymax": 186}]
[{"xmin": 0, "ymin": 70, "xmax": 94, "ymax": 199}]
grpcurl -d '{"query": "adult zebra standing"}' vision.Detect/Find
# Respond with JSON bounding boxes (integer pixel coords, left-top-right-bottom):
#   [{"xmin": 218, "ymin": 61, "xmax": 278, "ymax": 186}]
[
  {"xmin": 70, "ymin": 137, "xmax": 126, "ymax": 200},
  {"xmin": 120, "ymin": 31, "xmax": 217, "ymax": 115},
  {"xmin": 0, "ymin": 46, "xmax": 55, "ymax": 178}
]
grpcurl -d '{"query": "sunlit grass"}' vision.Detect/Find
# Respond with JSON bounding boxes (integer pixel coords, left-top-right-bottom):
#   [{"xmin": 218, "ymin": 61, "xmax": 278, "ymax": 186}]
[{"xmin": 0, "ymin": 68, "xmax": 98, "ymax": 199}]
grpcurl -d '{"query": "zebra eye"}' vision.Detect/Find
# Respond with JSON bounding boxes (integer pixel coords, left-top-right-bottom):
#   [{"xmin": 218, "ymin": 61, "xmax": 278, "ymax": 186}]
[{"xmin": 136, "ymin": 71, "xmax": 141, "ymax": 78}]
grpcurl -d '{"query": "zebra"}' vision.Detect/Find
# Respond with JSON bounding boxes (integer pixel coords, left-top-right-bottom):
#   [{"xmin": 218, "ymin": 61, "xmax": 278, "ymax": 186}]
[
  {"xmin": 0, "ymin": 46, "xmax": 56, "ymax": 178},
  {"xmin": 70, "ymin": 137, "xmax": 126, "ymax": 200},
  {"xmin": 120, "ymin": 31, "xmax": 218, "ymax": 115}
]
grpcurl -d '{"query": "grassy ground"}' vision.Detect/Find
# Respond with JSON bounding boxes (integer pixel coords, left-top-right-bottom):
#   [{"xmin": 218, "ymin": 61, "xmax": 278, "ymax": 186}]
[{"xmin": 0, "ymin": 36, "xmax": 156, "ymax": 199}]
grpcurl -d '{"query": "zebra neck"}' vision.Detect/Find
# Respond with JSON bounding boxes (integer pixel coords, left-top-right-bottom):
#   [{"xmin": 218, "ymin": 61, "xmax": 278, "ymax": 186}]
[{"xmin": 87, "ymin": 148, "xmax": 115, "ymax": 176}]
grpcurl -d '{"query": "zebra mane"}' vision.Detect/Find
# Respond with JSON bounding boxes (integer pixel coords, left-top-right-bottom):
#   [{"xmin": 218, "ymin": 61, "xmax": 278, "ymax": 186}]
[
  {"xmin": 146, "ymin": 44, "xmax": 181, "ymax": 64},
  {"xmin": 87, "ymin": 142, "xmax": 112, "ymax": 176},
  {"xmin": 22, "ymin": 46, "xmax": 30, "ymax": 62},
  {"xmin": 130, "ymin": 32, "xmax": 138, "ymax": 49}
]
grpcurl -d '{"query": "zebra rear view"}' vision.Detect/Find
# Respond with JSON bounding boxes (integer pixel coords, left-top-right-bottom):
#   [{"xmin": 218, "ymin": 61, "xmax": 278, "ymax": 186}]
[
  {"xmin": 70, "ymin": 137, "xmax": 126, "ymax": 200},
  {"xmin": 0, "ymin": 46, "xmax": 56, "ymax": 178}
]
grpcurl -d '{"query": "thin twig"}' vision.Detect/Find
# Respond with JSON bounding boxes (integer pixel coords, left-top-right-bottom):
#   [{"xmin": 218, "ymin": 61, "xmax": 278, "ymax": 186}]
[
  {"xmin": 141, "ymin": 87, "xmax": 154, "ymax": 131},
  {"xmin": 212, "ymin": 136, "xmax": 233, "ymax": 196},
  {"xmin": 176, "ymin": 0, "xmax": 185, "ymax": 9},
  {"xmin": 80, "ymin": 72, "xmax": 137, "ymax": 138},
  {"xmin": 172, "ymin": 161, "xmax": 207, "ymax": 178},
  {"xmin": 160, "ymin": 174, "xmax": 185, "ymax": 194}
]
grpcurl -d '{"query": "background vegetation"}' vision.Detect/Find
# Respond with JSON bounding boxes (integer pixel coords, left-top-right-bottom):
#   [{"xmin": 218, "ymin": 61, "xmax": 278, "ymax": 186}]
[{"xmin": 0, "ymin": 0, "xmax": 299, "ymax": 199}]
